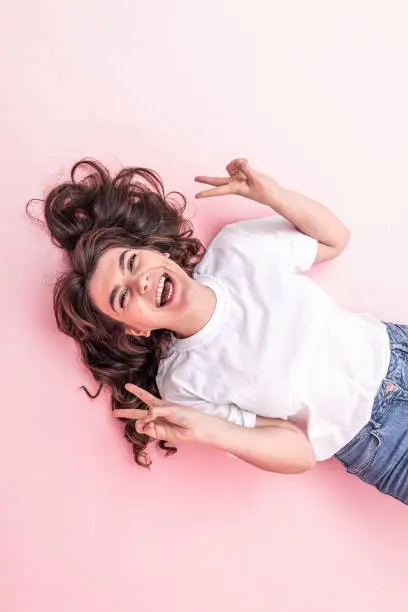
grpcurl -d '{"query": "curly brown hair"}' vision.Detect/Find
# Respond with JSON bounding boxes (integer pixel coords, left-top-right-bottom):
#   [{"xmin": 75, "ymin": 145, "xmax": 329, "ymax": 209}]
[{"xmin": 30, "ymin": 160, "xmax": 205, "ymax": 466}]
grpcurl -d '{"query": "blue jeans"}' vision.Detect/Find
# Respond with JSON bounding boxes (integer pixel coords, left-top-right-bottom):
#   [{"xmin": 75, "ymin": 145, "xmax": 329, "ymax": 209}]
[{"xmin": 335, "ymin": 323, "xmax": 408, "ymax": 504}]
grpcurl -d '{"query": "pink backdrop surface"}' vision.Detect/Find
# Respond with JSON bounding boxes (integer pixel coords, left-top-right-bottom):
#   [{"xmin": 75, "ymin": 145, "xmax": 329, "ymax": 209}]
[{"xmin": 2, "ymin": 1, "xmax": 408, "ymax": 611}]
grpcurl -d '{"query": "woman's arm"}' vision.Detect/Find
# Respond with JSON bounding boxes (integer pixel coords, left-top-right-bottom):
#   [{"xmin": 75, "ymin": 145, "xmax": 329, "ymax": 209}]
[
  {"xmin": 261, "ymin": 186, "xmax": 350, "ymax": 264},
  {"xmin": 195, "ymin": 158, "xmax": 350, "ymax": 263},
  {"xmin": 114, "ymin": 385, "xmax": 316, "ymax": 474},
  {"xmin": 203, "ymin": 416, "xmax": 316, "ymax": 474}
]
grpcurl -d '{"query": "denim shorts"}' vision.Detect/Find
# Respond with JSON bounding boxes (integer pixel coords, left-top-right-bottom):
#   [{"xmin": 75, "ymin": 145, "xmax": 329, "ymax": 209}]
[{"xmin": 335, "ymin": 322, "xmax": 408, "ymax": 504}]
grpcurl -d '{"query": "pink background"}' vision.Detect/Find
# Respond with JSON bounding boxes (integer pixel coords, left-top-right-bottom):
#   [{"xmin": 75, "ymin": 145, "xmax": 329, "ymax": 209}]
[{"xmin": 2, "ymin": 1, "xmax": 408, "ymax": 611}]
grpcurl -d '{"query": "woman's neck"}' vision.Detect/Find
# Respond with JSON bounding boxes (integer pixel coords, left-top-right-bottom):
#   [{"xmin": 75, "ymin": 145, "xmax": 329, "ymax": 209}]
[{"xmin": 173, "ymin": 282, "xmax": 217, "ymax": 339}]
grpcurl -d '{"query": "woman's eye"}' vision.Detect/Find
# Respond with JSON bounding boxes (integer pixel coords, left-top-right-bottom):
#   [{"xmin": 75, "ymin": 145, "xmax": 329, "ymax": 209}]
[
  {"xmin": 129, "ymin": 253, "xmax": 136, "ymax": 272},
  {"xmin": 119, "ymin": 288, "xmax": 128, "ymax": 309}
]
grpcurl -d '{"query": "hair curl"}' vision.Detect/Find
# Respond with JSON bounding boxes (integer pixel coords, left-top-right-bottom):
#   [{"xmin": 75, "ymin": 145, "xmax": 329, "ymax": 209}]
[{"xmin": 29, "ymin": 159, "xmax": 205, "ymax": 466}]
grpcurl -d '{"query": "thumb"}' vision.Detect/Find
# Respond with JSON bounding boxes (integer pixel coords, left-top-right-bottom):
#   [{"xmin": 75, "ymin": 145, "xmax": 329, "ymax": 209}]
[
  {"xmin": 237, "ymin": 159, "xmax": 257, "ymax": 181},
  {"xmin": 146, "ymin": 405, "xmax": 191, "ymax": 426}
]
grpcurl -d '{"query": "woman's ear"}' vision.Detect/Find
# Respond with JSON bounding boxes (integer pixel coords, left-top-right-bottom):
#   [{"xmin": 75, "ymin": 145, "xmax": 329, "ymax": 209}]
[{"xmin": 126, "ymin": 328, "xmax": 151, "ymax": 338}]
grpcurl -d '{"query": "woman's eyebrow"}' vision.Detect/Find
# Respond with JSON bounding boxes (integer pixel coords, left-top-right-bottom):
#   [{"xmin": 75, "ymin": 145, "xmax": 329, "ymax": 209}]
[{"xmin": 119, "ymin": 249, "xmax": 130, "ymax": 273}]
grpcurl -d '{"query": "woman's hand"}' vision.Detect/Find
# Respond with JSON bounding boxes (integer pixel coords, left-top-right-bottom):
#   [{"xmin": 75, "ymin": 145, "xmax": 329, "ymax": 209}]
[
  {"xmin": 113, "ymin": 384, "xmax": 223, "ymax": 445},
  {"xmin": 114, "ymin": 385, "xmax": 315, "ymax": 474},
  {"xmin": 195, "ymin": 158, "xmax": 283, "ymax": 206}
]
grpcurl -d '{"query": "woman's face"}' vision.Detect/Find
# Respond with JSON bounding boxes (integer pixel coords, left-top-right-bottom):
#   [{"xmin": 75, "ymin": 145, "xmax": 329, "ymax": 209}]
[{"xmin": 88, "ymin": 247, "xmax": 195, "ymax": 336}]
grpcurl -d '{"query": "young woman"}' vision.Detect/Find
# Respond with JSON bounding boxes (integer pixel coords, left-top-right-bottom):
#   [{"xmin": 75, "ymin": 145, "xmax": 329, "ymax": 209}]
[{"xmin": 37, "ymin": 158, "xmax": 408, "ymax": 504}]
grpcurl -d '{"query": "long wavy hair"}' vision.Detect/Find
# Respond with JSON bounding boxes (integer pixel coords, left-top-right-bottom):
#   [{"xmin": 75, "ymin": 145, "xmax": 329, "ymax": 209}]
[{"xmin": 29, "ymin": 160, "xmax": 205, "ymax": 466}]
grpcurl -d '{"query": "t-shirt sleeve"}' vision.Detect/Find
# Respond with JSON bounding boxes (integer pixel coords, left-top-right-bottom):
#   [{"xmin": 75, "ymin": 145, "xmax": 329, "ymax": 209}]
[
  {"xmin": 156, "ymin": 373, "xmax": 256, "ymax": 428},
  {"xmin": 192, "ymin": 399, "xmax": 257, "ymax": 428},
  {"xmin": 221, "ymin": 215, "xmax": 318, "ymax": 273}
]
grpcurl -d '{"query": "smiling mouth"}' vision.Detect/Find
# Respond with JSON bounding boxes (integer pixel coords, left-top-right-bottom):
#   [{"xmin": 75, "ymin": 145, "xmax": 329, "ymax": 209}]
[{"xmin": 156, "ymin": 274, "xmax": 174, "ymax": 307}]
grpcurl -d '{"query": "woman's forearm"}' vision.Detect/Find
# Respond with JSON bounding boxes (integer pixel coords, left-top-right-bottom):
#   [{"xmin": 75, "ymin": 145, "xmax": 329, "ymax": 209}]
[
  {"xmin": 203, "ymin": 417, "xmax": 316, "ymax": 474},
  {"xmin": 264, "ymin": 186, "xmax": 350, "ymax": 254}
]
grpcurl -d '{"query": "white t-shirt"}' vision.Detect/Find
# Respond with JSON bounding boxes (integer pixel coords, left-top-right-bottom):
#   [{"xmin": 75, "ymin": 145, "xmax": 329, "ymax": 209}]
[{"xmin": 156, "ymin": 216, "xmax": 391, "ymax": 460}]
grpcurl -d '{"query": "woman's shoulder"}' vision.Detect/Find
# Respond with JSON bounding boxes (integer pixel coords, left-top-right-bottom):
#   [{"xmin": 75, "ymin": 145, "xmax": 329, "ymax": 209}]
[
  {"xmin": 194, "ymin": 215, "xmax": 277, "ymax": 279},
  {"xmin": 203, "ymin": 214, "xmax": 285, "ymax": 257},
  {"xmin": 156, "ymin": 346, "xmax": 189, "ymax": 389},
  {"xmin": 156, "ymin": 348, "xmax": 206, "ymax": 404}
]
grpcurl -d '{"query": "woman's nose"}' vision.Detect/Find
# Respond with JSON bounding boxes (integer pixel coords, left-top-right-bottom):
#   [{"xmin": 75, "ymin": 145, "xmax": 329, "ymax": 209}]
[{"xmin": 134, "ymin": 274, "xmax": 149, "ymax": 295}]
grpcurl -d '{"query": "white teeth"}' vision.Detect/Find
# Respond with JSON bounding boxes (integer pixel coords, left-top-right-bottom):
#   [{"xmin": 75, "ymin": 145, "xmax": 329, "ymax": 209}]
[{"xmin": 156, "ymin": 275, "xmax": 165, "ymax": 307}]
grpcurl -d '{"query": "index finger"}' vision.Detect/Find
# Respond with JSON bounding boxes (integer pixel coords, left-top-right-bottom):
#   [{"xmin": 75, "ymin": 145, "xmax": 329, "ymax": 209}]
[
  {"xmin": 194, "ymin": 176, "xmax": 230, "ymax": 187},
  {"xmin": 125, "ymin": 383, "xmax": 161, "ymax": 407},
  {"xmin": 195, "ymin": 185, "xmax": 233, "ymax": 199},
  {"xmin": 113, "ymin": 408, "xmax": 148, "ymax": 420}
]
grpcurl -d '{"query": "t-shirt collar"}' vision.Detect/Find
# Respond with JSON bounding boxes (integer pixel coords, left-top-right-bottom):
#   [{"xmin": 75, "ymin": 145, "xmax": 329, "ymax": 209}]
[{"xmin": 171, "ymin": 275, "xmax": 228, "ymax": 351}]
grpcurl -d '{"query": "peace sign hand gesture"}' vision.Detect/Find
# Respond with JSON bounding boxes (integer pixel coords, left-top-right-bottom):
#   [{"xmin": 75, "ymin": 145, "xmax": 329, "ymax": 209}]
[
  {"xmin": 195, "ymin": 158, "xmax": 282, "ymax": 206},
  {"xmin": 114, "ymin": 384, "xmax": 222, "ymax": 445}
]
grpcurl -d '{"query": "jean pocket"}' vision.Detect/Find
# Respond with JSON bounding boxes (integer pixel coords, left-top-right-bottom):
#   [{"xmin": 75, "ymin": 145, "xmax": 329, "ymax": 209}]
[
  {"xmin": 336, "ymin": 424, "xmax": 382, "ymax": 476},
  {"xmin": 336, "ymin": 379, "xmax": 402, "ymax": 475}
]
